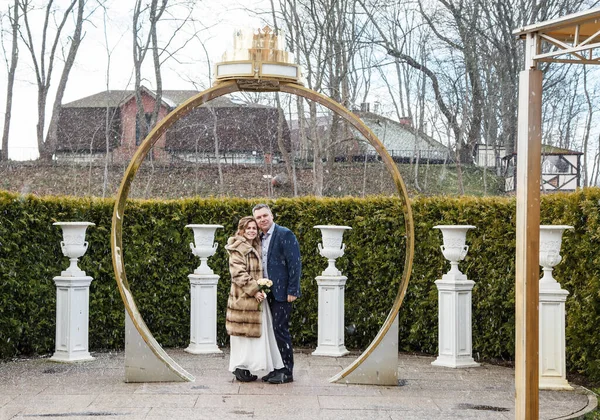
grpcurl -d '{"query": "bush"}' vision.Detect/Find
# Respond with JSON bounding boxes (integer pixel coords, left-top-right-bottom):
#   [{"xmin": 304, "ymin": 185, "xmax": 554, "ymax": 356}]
[{"xmin": 0, "ymin": 189, "xmax": 598, "ymax": 382}]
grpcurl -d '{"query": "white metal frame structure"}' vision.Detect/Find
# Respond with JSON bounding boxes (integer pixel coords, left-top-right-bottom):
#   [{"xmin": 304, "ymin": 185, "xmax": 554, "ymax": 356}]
[{"xmin": 513, "ymin": 8, "xmax": 600, "ymax": 419}]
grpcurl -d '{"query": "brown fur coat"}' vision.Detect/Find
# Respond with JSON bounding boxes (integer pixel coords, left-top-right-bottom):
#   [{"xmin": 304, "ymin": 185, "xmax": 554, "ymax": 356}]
[{"xmin": 225, "ymin": 235, "xmax": 262, "ymax": 338}]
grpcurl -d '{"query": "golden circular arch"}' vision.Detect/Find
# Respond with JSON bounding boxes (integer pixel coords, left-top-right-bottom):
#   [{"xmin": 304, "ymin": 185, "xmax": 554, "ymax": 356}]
[{"xmin": 110, "ymin": 79, "xmax": 414, "ymax": 382}]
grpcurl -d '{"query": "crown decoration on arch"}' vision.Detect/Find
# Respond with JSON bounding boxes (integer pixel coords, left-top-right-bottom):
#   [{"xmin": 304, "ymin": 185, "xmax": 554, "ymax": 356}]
[{"xmin": 214, "ymin": 26, "xmax": 303, "ymax": 89}]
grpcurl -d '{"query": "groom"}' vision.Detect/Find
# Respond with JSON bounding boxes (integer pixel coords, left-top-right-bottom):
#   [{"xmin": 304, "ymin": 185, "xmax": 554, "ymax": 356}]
[{"xmin": 253, "ymin": 203, "xmax": 301, "ymax": 384}]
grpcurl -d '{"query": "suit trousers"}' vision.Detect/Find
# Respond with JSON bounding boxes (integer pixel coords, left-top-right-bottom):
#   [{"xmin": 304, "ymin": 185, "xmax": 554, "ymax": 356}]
[{"xmin": 268, "ymin": 296, "xmax": 294, "ymax": 374}]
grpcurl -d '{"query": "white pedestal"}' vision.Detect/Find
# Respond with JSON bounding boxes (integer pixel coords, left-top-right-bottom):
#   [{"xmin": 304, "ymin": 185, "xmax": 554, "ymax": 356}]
[
  {"xmin": 50, "ymin": 276, "xmax": 94, "ymax": 363},
  {"xmin": 312, "ymin": 275, "xmax": 349, "ymax": 357},
  {"xmin": 185, "ymin": 273, "xmax": 222, "ymax": 354},
  {"xmin": 539, "ymin": 284, "xmax": 572, "ymax": 390},
  {"xmin": 432, "ymin": 274, "xmax": 479, "ymax": 368}
]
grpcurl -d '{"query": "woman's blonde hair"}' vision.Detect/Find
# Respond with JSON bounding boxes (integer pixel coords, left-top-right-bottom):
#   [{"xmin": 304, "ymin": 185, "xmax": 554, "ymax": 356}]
[{"xmin": 236, "ymin": 216, "xmax": 260, "ymax": 246}]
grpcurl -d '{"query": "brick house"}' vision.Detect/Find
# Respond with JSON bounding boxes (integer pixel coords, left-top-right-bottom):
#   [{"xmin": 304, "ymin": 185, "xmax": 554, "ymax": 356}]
[{"xmin": 56, "ymin": 87, "xmax": 291, "ymax": 164}]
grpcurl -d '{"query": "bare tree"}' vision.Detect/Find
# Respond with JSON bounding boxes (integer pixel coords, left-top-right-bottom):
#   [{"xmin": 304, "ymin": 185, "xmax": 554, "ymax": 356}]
[
  {"xmin": 18, "ymin": 0, "xmax": 87, "ymax": 161},
  {"xmin": 97, "ymin": 2, "xmax": 125, "ymax": 198},
  {"xmin": 1, "ymin": 0, "xmax": 19, "ymax": 161},
  {"xmin": 269, "ymin": 3, "xmax": 298, "ymax": 195},
  {"xmin": 132, "ymin": 0, "xmax": 166, "ymax": 148},
  {"xmin": 581, "ymin": 67, "xmax": 594, "ymax": 187},
  {"xmin": 278, "ymin": 0, "xmax": 368, "ymax": 195}
]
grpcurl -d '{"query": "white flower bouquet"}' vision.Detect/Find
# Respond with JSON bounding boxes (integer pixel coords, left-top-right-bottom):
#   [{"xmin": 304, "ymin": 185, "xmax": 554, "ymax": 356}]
[{"xmin": 256, "ymin": 278, "xmax": 273, "ymax": 310}]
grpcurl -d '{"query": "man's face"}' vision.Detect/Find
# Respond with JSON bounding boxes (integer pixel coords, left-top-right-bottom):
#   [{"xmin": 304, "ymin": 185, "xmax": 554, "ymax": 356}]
[{"xmin": 254, "ymin": 207, "xmax": 274, "ymax": 233}]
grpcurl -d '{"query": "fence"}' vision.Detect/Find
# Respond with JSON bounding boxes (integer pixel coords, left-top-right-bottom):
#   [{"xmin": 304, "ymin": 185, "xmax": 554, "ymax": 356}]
[{"xmin": 6, "ymin": 146, "xmax": 453, "ymax": 167}]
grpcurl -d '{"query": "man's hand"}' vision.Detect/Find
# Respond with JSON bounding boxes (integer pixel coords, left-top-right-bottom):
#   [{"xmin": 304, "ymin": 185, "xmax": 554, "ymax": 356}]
[{"xmin": 287, "ymin": 295, "xmax": 297, "ymax": 303}]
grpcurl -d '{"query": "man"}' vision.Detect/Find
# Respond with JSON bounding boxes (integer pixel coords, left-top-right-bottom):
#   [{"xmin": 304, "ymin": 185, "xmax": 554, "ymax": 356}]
[{"xmin": 252, "ymin": 203, "xmax": 301, "ymax": 384}]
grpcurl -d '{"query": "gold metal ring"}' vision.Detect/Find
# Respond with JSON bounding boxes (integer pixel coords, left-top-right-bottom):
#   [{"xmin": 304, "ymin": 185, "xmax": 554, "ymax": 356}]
[{"xmin": 111, "ymin": 79, "xmax": 414, "ymax": 382}]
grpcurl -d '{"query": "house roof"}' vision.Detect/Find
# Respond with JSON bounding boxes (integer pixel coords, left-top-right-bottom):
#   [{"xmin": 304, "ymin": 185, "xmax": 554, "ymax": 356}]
[
  {"xmin": 502, "ymin": 144, "xmax": 583, "ymax": 159},
  {"xmin": 62, "ymin": 87, "xmax": 201, "ymax": 108},
  {"xmin": 290, "ymin": 111, "xmax": 448, "ymax": 150},
  {"xmin": 540, "ymin": 144, "xmax": 583, "ymax": 155},
  {"xmin": 355, "ymin": 111, "xmax": 448, "ymax": 152},
  {"xmin": 62, "ymin": 88, "xmax": 275, "ymax": 111}
]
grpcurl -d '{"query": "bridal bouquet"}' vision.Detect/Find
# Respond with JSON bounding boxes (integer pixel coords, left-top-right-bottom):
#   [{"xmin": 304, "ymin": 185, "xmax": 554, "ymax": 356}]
[{"xmin": 256, "ymin": 278, "xmax": 273, "ymax": 310}]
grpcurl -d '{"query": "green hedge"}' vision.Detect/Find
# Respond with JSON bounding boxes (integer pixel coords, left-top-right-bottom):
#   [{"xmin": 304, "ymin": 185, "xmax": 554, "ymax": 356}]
[{"xmin": 0, "ymin": 190, "xmax": 598, "ymax": 382}]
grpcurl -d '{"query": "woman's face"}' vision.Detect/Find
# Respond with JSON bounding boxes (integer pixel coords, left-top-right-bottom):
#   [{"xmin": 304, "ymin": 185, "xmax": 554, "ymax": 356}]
[{"xmin": 243, "ymin": 221, "xmax": 258, "ymax": 241}]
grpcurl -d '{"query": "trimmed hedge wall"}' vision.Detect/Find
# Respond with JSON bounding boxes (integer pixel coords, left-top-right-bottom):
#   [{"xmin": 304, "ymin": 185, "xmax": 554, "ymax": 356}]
[{"xmin": 0, "ymin": 190, "xmax": 599, "ymax": 382}]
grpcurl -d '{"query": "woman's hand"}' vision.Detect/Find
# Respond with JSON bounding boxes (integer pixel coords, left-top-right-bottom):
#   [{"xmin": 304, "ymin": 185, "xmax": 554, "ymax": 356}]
[{"xmin": 255, "ymin": 291, "xmax": 265, "ymax": 302}]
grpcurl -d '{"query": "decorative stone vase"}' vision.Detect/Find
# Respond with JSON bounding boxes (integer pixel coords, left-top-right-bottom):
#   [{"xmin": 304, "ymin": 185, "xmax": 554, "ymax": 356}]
[
  {"xmin": 186, "ymin": 224, "xmax": 223, "ymax": 275},
  {"xmin": 539, "ymin": 225, "xmax": 573, "ymax": 289},
  {"xmin": 433, "ymin": 225, "xmax": 476, "ymax": 280},
  {"xmin": 53, "ymin": 222, "xmax": 95, "ymax": 277},
  {"xmin": 314, "ymin": 225, "xmax": 352, "ymax": 276}
]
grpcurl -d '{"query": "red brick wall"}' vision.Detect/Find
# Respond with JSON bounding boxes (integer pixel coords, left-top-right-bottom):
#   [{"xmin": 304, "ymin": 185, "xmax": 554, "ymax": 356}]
[{"xmin": 115, "ymin": 92, "xmax": 169, "ymax": 163}]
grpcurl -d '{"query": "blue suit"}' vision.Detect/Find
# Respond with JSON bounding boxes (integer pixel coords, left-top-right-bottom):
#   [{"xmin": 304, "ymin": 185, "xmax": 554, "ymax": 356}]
[
  {"xmin": 266, "ymin": 224, "xmax": 302, "ymax": 302},
  {"xmin": 265, "ymin": 224, "xmax": 301, "ymax": 374}
]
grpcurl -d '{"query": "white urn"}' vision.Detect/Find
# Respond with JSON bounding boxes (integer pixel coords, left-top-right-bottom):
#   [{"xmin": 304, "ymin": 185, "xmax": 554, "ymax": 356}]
[
  {"xmin": 433, "ymin": 225, "xmax": 476, "ymax": 280},
  {"xmin": 539, "ymin": 225, "xmax": 573, "ymax": 289},
  {"xmin": 53, "ymin": 222, "xmax": 95, "ymax": 277},
  {"xmin": 314, "ymin": 225, "xmax": 352, "ymax": 276},
  {"xmin": 186, "ymin": 224, "xmax": 223, "ymax": 275}
]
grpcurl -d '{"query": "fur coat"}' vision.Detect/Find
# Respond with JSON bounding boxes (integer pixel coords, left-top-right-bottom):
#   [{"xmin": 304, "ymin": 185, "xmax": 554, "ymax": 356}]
[{"xmin": 225, "ymin": 235, "xmax": 262, "ymax": 338}]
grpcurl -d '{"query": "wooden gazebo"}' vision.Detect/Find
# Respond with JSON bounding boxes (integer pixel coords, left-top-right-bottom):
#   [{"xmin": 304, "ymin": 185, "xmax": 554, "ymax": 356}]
[{"xmin": 513, "ymin": 8, "xmax": 600, "ymax": 419}]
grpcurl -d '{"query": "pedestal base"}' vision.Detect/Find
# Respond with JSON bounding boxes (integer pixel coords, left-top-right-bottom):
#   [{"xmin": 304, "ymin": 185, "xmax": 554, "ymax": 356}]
[
  {"xmin": 539, "ymin": 377, "xmax": 573, "ymax": 391},
  {"xmin": 50, "ymin": 351, "xmax": 94, "ymax": 363},
  {"xmin": 431, "ymin": 356, "xmax": 479, "ymax": 368},
  {"xmin": 185, "ymin": 343, "xmax": 222, "ymax": 355},
  {"xmin": 312, "ymin": 345, "xmax": 349, "ymax": 357}
]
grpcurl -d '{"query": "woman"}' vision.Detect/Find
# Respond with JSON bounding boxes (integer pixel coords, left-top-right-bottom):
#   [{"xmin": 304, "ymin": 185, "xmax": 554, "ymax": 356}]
[{"xmin": 225, "ymin": 216, "xmax": 284, "ymax": 382}]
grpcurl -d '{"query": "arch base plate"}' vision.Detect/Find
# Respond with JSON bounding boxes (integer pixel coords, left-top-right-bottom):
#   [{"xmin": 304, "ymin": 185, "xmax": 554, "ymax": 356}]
[
  {"xmin": 124, "ymin": 312, "xmax": 194, "ymax": 383},
  {"xmin": 331, "ymin": 315, "xmax": 399, "ymax": 385}
]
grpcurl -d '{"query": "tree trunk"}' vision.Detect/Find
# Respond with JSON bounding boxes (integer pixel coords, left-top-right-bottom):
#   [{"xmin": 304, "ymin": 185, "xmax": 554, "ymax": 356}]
[
  {"xmin": 309, "ymin": 102, "xmax": 323, "ymax": 196},
  {"xmin": 274, "ymin": 92, "xmax": 294, "ymax": 193},
  {"xmin": 18, "ymin": 0, "xmax": 80, "ymax": 161},
  {"xmin": 1, "ymin": 1, "xmax": 19, "ymax": 162},
  {"xmin": 44, "ymin": 0, "xmax": 85, "ymax": 162},
  {"xmin": 209, "ymin": 107, "xmax": 223, "ymax": 194},
  {"xmin": 581, "ymin": 67, "xmax": 593, "ymax": 188}
]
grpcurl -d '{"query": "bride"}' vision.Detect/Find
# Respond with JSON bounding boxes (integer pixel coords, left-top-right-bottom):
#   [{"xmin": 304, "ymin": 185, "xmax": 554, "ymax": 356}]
[{"xmin": 225, "ymin": 216, "xmax": 284, "ymax": 382}]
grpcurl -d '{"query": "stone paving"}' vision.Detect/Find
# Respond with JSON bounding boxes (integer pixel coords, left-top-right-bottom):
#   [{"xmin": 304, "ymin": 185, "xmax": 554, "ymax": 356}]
[{"xmin": 0, "ymin": 349, "xmax": 596, "ymax": 420}]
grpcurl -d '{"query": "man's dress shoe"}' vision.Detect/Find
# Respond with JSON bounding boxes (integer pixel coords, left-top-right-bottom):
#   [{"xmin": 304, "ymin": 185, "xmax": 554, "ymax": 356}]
[
  {"xmin": 233, "ymin": 368, "xmax": 257, "ymax": 382},
  {"xmin": 267, "ymin": 371, "xmax": 293, "ymax": 384},
  {"xmin": 261, "ymin": 370, "xmax": 277, "ymax": 382}
]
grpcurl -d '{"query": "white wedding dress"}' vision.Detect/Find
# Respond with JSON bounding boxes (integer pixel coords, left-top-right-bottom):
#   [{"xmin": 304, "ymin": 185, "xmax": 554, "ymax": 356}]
[{"xmin": 228, "ymin": 302, "xmax": 284, "ymax": 373}]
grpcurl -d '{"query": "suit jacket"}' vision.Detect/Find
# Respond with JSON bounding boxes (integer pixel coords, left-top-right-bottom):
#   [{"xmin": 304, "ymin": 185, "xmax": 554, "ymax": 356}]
[{"xmin": 266, "ymin": 224, "xmax": 302, "ymax": 302}]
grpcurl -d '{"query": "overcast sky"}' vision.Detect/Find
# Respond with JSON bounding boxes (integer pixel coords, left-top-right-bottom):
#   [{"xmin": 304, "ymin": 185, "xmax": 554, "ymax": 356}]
[{"xmin": 0, "ymin": 0, "xmax": 270, "ymax": 160}]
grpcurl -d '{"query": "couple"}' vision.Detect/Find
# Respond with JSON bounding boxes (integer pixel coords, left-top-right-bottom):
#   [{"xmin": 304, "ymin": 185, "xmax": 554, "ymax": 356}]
[{"xmin": 225, "ymin": 203, "xmax": 301, "ymax": 384}]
